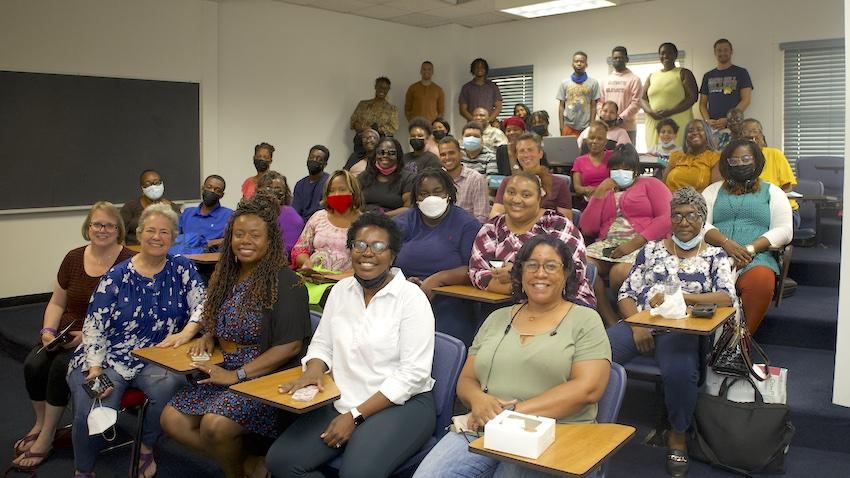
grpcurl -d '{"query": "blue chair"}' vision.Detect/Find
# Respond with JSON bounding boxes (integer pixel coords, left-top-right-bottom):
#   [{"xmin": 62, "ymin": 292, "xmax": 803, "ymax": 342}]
[
  {"xmin": 585, "ymin": 261, "xmax": 597, "ymax": 291},
  {"xmin": 591, "ymin": 362, "xmax": 628, "ymax": 478},
  {"xmin": 309, "ymin": 310, "xmax": 322, "ymax": 334},
  {"xmin": 571, "ymin": 207, "xmax": 582, "ymax": 227},
  {"xmin": 327, "ymin": 332, "xmax": 467, "ymax": 477},
  {"xmin": 797, "ymin": 156, "xmax": 843, "ymax": 200},
  {"xmin": 793, "ymin": 178, "xmax": 825, "ymax": 245}
]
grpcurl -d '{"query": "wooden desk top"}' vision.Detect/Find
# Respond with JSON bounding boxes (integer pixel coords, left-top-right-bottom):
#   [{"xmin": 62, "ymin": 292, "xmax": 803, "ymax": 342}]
[
  {"xmin": 132, "ymin": 342, "xmax": 224, "ymax": 374},
  {"xmin": 625, "ymin": 306, "xmax": 736, "ymax": 335},
  {"xmin": 185, "ymin": 252, "xmax": 221, "ymax": 264},
  {"xmin": 469, "ymin": 423, "xmax": 635, "ymax": 477},
  {"xmin": 230, "ymin": 367, "xmax": 341, "ymax": 414},
  {"xmin": 432, "ymin": 285, "xmax": 513, "ymax": 304}
]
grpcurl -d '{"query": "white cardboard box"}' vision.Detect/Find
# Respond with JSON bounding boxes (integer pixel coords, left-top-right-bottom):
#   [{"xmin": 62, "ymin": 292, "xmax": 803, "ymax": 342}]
[{"xmin": 483, "ymin": 410, "xmax": 556, "ymax": 459}]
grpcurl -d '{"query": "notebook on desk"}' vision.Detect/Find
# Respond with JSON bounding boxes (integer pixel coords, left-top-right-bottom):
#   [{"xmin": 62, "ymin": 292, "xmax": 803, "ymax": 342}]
[{"xmin": 542, "ymin": 136, "xmax": 580, "ymax": 168}]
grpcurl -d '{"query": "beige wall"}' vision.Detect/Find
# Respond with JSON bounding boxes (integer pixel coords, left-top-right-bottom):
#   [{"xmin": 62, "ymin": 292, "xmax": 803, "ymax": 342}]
[{"xmin": 0, "ymin": 0, "xmax": 844, "ymax": 298}]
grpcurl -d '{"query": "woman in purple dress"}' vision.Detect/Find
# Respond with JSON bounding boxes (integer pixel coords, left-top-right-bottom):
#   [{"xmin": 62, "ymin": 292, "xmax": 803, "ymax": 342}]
[
  {"xmin": 161, "ymin": 192, "xmax": 311, "ymax": 478},
  {"xmin": 257, "ymin": 170, "xmax": 305, "ymax": 266}
]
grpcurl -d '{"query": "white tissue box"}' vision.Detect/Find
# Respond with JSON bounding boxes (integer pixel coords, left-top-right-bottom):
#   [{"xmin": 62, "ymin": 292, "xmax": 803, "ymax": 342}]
[{"xmin": 483, "ymin": 410, "xmax": 556, "ymax": 459}]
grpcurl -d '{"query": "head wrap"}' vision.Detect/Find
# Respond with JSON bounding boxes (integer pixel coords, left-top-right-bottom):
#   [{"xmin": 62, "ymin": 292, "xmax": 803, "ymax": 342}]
[
  {"xmin": 502, "ymin": 116, "xmax": 526, "ymax": 132},
  {"xmin": 670, "ymin": 186, "xmax": 707, "ymax": 220}
]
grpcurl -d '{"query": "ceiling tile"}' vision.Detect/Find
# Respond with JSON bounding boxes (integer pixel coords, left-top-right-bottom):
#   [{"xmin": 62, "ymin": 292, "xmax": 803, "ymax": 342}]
[
  {"xmin": 391, "ymin": 13, "xmax": 452, "ymax": 27},
  {"xmin": 305, "ymin": 0, "xmax": 374, "ymax": 13},
  {"xmin": 455, "ymin": 11, "xmax": 515, "ymax": 27},
  {"xmin": 386, "ymin": 0, "xmax": 451, "ymax": 13},
  {"xmin": 356, "ymin": 4, "xmax": 413, "ymax": 19}
]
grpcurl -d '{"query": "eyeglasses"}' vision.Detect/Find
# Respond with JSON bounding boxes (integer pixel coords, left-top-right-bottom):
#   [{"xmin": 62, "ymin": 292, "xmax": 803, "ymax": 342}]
[
  {"xmin": 89, "ymin": 222, "xmax": 118, "ymax": 232},
  {"xmin": 350, "ymin": 240, "xmax": 389, "ymax": 254},
  {"xmin": 376, "ymin": 149, "xmax": 398, "ymax": 158},
  {"xmin": 671, "ymin": 212, "xmax": 703, "ymax": 225},
  {"xmin": 727, "ymin": 155, "xmax": 755, "ymax": 166},
  {"xmin": 141, "ymin": 179, "xmax": 162, "ymax": 188},
  {"xmin": 522, "ymin": 261, "xmax": 564, "ymax": 274}
]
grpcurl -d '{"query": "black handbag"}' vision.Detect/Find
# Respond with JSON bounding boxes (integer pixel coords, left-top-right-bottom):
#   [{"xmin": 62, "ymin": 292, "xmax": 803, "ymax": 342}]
[
  {"xmin": 708, "ymin": 312, "xmax": 769, "ymax": 382},
  {"xmin": 689, "ymin": 378, "xmax": 795, "ymax": 476}
]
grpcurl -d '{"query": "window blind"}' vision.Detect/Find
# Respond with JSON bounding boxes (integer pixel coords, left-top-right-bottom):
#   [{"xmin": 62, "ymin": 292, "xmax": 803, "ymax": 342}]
[
  {"xmin": 782, "ymin": 39, "xmax": 845, "ymax": 165},
  {"xmin": 488, "ymin": 65, "xmax": 533, "ymax": 120}
]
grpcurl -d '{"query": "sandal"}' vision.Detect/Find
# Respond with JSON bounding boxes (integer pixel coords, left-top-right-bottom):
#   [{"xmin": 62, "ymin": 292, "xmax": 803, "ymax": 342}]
[
  {"xmin": 137, "ymin": 452, "xmax": 156, "ymax": 478},
  {"xmin": 12, "ymin": 434, "xmax": 38, "ymax": 456},
  {"xmin": 666, "ymin": 449, "xmax": 689, "ymax": 477},
  {"xmin": 4, "ymin": 449, "xmax": 52, "ymax": 475}
]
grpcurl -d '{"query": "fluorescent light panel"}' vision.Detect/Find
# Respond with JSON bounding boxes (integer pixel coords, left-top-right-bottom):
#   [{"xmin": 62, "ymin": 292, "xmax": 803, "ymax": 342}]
[{"xmin": 500, "ymin": 0, "xmax": 615, "ymax": 18}]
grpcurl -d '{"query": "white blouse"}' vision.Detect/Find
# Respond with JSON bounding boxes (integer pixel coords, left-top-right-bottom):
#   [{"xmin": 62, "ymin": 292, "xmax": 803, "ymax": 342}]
[
  {"xmin": 302, "ymin": 268, "xmax": 435, "ymax": 414},
  {"xmin": 702, "ymin": 180, "xmax": 793, "ymax": 248}
]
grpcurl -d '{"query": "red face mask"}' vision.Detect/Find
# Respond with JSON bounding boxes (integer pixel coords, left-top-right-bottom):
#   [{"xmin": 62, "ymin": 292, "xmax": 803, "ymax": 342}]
[{"xmin": 326, "ymin": 194, "xmax": 353, "ymax": 214}]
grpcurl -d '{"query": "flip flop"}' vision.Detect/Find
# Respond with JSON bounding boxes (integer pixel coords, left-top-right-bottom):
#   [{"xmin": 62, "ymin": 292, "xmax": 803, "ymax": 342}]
[
  {"xmin": 12, "ymin": 433, "xmax": 38, "ymax": 456},
  {"xmin": 6, "ymin": 448, "xmax": 52, "ymax": 474},
  {"xmin": 137, "ymin": 451, "xmax": 156, "ymax": 478}
]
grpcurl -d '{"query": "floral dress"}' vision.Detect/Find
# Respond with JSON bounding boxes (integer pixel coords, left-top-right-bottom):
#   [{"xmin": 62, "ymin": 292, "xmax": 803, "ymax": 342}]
[{"xmin": 169, "ymin": 281, "xmax": 283, "ymax": 437}]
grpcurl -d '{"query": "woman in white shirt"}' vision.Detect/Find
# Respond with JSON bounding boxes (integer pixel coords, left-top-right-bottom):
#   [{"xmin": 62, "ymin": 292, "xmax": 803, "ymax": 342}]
[{"xmin": 265, "ymin": 213, "xmax": 436, "ymax": 478}]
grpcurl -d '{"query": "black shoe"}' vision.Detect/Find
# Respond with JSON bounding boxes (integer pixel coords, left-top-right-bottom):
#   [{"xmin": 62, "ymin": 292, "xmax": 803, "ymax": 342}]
[{"xmin": 666, "ymin": 449, "xmax": 689, "ymax": 477}]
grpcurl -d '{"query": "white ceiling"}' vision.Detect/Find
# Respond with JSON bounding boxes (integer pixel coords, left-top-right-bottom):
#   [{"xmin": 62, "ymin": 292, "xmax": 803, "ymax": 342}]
[{"xmin": 254, "ymin": 0, "xmax": 649, "ymax": 29}]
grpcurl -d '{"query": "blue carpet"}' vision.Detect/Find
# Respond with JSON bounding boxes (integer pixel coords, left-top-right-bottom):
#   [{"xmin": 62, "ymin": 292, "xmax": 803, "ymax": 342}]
[
  {"xmin": 789, "ymin": 245, "xmax": 841, "ymax": 287},
  {"xmin": 757, "ymin": 286, "xmax": 838, "ymax": 350}
]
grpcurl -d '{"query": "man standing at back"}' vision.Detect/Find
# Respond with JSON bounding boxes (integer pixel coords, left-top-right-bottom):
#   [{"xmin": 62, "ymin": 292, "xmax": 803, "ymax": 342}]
[
  {"xmin": 405, "ymin": 61, "xmax": 444, "ymax": 123},
  {"xmin": 459, "ymin": 58, "xmax": 502, "ymax": 122},
  {"xmin": 599, "ymin": 46, "xmax": 642, "ymax": 144},
  {"xmin": 699, "ymin": 39, "xmax": 753, "ymax": 132},
  {"xmin": 557, "ymin": 51, "xmax": 600, "ymax": 137}
]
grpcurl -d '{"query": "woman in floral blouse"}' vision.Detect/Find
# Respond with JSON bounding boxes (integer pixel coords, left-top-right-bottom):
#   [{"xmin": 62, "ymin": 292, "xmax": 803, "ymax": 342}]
[
  {"xmin": 610, "ymin": 187, "xmax": 736, "ymax": 476},
  {"xmin": 67, "ymin": 203, "xmax": 205, "ymax": 478}
]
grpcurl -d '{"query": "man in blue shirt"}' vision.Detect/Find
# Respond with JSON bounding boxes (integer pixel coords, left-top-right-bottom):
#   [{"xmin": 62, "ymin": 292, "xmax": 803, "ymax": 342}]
[
  {"xmin": 174, "ymin": 175, "xmax": 233, "ymax": 254},
  {"xmin": 699, "ymin": 38, "xmax": 754, "ymax": 131},
  {"xmin": 291, "ymin": 145, "xmax": 330, "ymax": 221}
]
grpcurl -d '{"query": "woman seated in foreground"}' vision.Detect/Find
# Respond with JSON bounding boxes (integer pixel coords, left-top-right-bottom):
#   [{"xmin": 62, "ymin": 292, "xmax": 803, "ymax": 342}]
[
  {"xmin": 67, "ymin": 203, "xmax": 206, "ymax": 478},
  {"xmin": 609, "ymin": 187, "xmax": 736, "ymax": 477},
  {"xmin": 469, "ymin": 172, "xmax": 594, "ymax": 308},
  {"xmin": 413, "ymin": 235, "xmax": 611, "ymax": 478},
  {"xmin": 161, "ymin": 193, "xmax": 311, "ymax": 478},
  {"xmin": 11, "ymin": 203, "xmax": 135, "ymax": 474},
  {"xmin": 265, "ymin": 213, "xmax": 436, "ymax": 478}
]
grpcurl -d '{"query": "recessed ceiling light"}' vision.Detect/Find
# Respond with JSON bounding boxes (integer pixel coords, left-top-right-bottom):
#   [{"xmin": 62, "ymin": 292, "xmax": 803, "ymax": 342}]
[{"xmin": 499, "ymin": 0, "xmax": 615, "ymax": 18}]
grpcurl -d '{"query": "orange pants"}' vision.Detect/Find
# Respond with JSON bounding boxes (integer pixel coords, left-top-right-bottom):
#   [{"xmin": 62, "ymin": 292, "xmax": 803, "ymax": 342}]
[
  {"xmin": 736, "ymin": 266, "xmax": 775, "ymax": 334},
  {"xmin": 561, "ymin": 125, "xmax": 583, "ymax": 137}
]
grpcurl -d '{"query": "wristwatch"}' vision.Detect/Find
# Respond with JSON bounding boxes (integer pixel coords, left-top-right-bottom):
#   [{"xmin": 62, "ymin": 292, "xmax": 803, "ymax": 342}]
[
  {"xmin": 236, "ymin": 368, "xmax": 248, "ymax": 382},
  {"xmin": 745, "ymin": 244, "xmax": 756, "ymax": 256},
  {"xmin": 350, "ymin": 407, "xmax": 365, "ymax": 427}
]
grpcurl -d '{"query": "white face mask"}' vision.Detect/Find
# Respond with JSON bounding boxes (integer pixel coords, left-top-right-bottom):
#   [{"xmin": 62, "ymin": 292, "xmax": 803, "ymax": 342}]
[
  {"xmin": 142, "ymin": 183, "xmax": 164, "ymax": 200},
  {"xmin": 660, "ymin": 140, "xmax": 677, "ymax": 149},
  {"xmin": 87, "ymin": 399, "xmax": 118, "ymax": 440},
  {"xmin": 418, "ymin": 195, "xmax": 449, "ymax": 219}
]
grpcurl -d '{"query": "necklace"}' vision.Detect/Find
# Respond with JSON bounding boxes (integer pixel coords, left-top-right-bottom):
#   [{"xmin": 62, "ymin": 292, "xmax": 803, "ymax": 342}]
[{"xmin": 672, "ymin": 240, "xmax": 703, "ymax": 271}]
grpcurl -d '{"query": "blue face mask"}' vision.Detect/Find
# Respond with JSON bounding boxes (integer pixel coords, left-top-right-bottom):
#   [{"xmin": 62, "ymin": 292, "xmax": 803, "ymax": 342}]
[
  {"xmin": 672, "ymin": 231, "xmax": 704, "ymax": 250},
  {"xmin": 610, "ymin": 169, "xmax": 634, "ymax": 188},
  {"xmin": 462, "ymin": 136, "xmax": 482, "ymax": 151}
]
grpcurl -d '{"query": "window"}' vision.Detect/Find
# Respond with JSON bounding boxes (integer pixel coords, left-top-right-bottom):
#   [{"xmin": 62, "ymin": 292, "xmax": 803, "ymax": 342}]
[
  {"xmin": 606, "ymin": 52, "xmax": 684, "ymax": 153},
  {"xmin": 488, "ymin": 65, "xmax": 533, "ymax": 120},
  {"xmin": 781, "ymin": 39, "xmax": 845, "ymax": 165}
]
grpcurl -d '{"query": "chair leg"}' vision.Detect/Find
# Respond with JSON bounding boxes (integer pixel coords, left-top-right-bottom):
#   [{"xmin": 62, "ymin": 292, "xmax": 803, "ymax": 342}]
[
  {"xmin": 643, "ymin": 382, "xmax": 669, "ymax": 448},
  {"xmin": 129, "ymin": 399, "xmax": 149, "ymax": 478}
]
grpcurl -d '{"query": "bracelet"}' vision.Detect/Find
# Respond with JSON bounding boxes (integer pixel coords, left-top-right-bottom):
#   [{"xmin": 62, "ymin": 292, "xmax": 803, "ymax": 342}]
[{"xmin": 40, "ymin": 327, "xmax": 58, "ymax": 336}]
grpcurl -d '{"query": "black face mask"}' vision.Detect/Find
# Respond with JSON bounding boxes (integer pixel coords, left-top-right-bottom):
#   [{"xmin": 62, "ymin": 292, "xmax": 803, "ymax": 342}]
[
  {"xmin": 409, "ymin": 138, "xmax": 425, "ymax": 151},
  {"xmin": 354, "ymin": 268, "xmax": 391, "ymax": 290},
  {"xmin": 432, "ymin": 131, "xmax": 447, "ymax": 140},
  {"xmin": 532, "ymin": 125, "xmax": 548, "ymax": 136},
  {"xmin": 201, "ymin": 190, "xmax": 220, "ymax": 207},
  {"xmin": 728, "ymin": 164, "xmax": 756, "ymax": 184},
  {"xmin": 307, "ymin": 160, "xmax": 324, "ymax": 175},
  {"xmin": 254, "ymin": 158, "xmax": 270, "ymax": 173}
]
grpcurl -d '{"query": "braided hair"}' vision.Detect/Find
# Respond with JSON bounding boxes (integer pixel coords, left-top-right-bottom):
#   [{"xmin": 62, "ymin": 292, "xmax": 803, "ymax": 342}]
[{"xmin": 202, "ymin": 191, "xmax": 285, "ymax": 333}]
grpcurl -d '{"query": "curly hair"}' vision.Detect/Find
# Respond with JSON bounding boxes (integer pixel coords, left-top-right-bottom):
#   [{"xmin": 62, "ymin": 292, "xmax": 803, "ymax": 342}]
[
  {"xmin": 202, "ymin": 191, "xmax": 285, "ymax": 334},
  {"xmin": 257, "ymin": 170, "xmax": 293, "ymax": 206},
  {"xmin": 411, "ymin": 168, "xmax": 458, "ymax": 205},
  {"xmin": 670, "ymin": 186, "xmax": 707, "ymax": 220},
  {"xmin": 510, "ymin": 235, "xmax": 578, "ymax": 303},
  {"xmin": 719, "ymin": 138, "xmax": 765, "ymax": 194}
]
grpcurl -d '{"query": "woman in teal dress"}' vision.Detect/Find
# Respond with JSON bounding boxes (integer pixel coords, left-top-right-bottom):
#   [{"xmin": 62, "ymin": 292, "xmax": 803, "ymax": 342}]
[
  {"xmin": 703, "ymin": 138, "xmax": 793, "ymax": 333},
  {"xmin": 161, "ymin": 192, "xmax": 311, "ymax": 478}
]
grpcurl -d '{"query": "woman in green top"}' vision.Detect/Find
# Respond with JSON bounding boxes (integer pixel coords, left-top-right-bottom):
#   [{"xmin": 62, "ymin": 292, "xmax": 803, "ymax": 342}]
[
  {"xmin": 703, "ymin": 139, "xmax": 793, "ymax": 333},
  {"xmin": 413, "ymin": 235, "xmax": 611, "ymax": 478}
]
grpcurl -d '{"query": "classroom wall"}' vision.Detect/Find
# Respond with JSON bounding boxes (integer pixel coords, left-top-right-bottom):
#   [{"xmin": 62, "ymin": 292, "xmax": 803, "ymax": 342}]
[
  {"xmin": 0, "ymin": 0, "xmax": 219, "ymax": 297},
  {"xmin": 463, "ymin": 0, "xmax": 844, "ymax": 146}
]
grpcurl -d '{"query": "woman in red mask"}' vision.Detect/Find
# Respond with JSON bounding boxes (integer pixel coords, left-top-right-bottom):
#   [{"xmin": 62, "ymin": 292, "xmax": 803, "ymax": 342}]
[{"xmin": 291, "ymin": 170, "xmax": 363, "ymax": 305}]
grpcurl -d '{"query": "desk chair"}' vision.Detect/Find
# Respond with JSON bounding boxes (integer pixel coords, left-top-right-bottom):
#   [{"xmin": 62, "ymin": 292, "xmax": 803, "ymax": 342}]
[
  {"xmin": 592, "ymin": 362, "xmax": 628, "ymax": 478},
  {"xmin": 572, "ymin": 208, "xmax": 581, "ymax": 227},
  {"xmin": 309, "ymin": 310, "xmax": 322, "ymax": 335},
  {"xmin": 797, "ymin": 156, "xmax": 844, "ymax": 200},
  {"xmin": 793, "ymin": 178, "xmax": 825, "ymax": 246},
  {"xmin": 98, "ymin": 388, "xmax": 149, "ymax": 477},
  {"xmin": 772, "ymin": 245, "xmax": 794, "ymax": 306},
  {"xmin": 324, "ymin": 332, "xmax": 466, "ymax": 477}
]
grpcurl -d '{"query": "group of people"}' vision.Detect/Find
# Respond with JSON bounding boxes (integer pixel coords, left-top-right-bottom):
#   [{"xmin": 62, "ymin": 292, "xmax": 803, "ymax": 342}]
[{"xmin": 11, "ymin": 38, "xmax": 797, "ymax": 478}]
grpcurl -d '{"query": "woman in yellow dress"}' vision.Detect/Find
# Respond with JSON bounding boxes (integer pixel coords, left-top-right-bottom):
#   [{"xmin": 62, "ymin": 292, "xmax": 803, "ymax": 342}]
[{"xmin": 641, "ymin": 42, "xmax": 699, "ymax": 148}]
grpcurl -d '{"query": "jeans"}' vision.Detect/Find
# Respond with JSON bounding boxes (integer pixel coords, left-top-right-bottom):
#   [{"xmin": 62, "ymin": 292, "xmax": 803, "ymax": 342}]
[
  {"xmin": 607, "ymin": 321, "xmax": 699, "ymax": 433},
  {"xmin": 413, "ymin": 431, "xmax": 552, "ymax": 478},
  {"xmin": 266, "ymin": 392, "xmax": 435, "ymax": 478},
  {"xmin": 68, "ymin": 364, "xmax": 185, "ymax": 473}
]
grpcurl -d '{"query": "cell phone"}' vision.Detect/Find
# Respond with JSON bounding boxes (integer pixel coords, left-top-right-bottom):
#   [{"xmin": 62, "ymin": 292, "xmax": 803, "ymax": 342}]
[
  {"xmin": 187, "ymin": 371, "xmax": 210, "ymax": 387},
  {"xmin": 82, "ymin": 374, "xmax": 114, "ymax": 399},
  {"xmin": 602, "ymin": 246, "xmax": 617, "ymax": 257},
  {"xmin": 489, "ymin": 260, "xmax": 504, "ymax": 268},
  {"xmin": 691, "ymin": 303, "xmax": 717, "ymax": 318}
]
